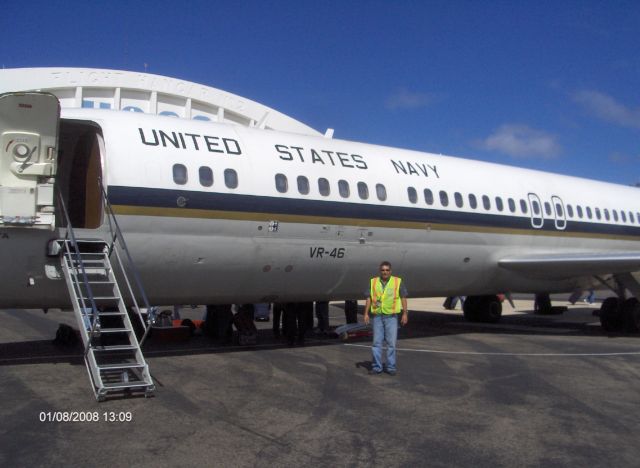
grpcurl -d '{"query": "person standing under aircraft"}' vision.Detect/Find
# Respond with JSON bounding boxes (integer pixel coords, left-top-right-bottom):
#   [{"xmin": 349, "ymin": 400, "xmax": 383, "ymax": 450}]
[
  {"xmin": 272, "ymin": 302, "xmax": 286, "ymax": 338},
  {"xmin": 315, "ymin": 301, "xmax": 330, "ymax": 334},
  {"xmin": 363, "ymin": 261, "xmax": 408, "ymax": 376}
]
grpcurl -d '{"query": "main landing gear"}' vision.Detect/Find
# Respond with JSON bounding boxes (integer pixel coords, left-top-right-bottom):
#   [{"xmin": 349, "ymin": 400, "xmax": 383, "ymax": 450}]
[
  {"xmin": 593, "ymin": 273, "xmax": 640, "ymax": 333},
  {"xmin": 463, "ymin": 295, "xmax": 503, "ymax": 323},
  {"xmin": 599, "ymin": 297, "xmax": 640, "ymax": 332}
]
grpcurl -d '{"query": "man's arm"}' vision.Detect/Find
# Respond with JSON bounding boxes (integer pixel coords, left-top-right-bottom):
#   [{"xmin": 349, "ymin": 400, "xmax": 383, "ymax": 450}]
[
  {"xmin": 400, "ymin": 297, "xmax": 408, "ymax": 326},
  {"xmin": 364, "ymin": 298, "xmax": 371, "ymax": 325}
]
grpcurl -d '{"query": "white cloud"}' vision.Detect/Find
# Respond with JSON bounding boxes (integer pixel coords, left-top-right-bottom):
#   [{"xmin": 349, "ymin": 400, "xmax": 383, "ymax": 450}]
[
  {"xmin": 478, "ymin": 124, "xmax": 561, "ymax": 159},
  {"xmin": 573, "ymin": 90, "xmax": 640, "ymax": 129},
  {"xmin": 385, "ymin": 88, "xmax": 436, "ymax": 110}
]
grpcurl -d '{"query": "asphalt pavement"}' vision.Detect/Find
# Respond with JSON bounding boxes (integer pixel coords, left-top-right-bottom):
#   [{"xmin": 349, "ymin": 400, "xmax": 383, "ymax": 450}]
[{"xmin": 1, "ymin": 298, "xmax": 640, "ymax": 467}]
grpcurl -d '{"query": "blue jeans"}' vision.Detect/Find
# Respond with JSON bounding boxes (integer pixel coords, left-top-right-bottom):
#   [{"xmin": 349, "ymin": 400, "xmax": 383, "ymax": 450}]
[{"xmin": 371, "ymin": 314, "xmax": 398, "ymax": 372}]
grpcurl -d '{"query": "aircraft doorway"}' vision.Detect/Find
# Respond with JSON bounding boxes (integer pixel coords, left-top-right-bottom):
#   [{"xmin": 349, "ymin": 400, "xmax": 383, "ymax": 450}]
[
  {"xmin": 56, "ymin": 120, "xmax": 104, "ymax": 229},
  {"xmin": 527, "ymin": 193, "xmax": 544, "ymax": 229}
]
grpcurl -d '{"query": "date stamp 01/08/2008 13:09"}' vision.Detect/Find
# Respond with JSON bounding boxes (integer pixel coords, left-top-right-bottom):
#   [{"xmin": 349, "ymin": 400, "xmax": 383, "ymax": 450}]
[{"xmin": 38, "ymin": 411, "xmax": 133, "ymax": 423}]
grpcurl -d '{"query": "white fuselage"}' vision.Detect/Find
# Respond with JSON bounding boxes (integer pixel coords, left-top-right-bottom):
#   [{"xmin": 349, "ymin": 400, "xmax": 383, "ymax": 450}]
[{"xmin": 1, "ymin": 108, "xmax": 639, "ymax": 308}]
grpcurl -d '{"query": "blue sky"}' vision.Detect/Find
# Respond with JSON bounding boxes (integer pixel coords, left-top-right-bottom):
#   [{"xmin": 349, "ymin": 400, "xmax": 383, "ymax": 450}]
[{"xmin": 2, "ymin": 0, "xmax": 639, "ymax": 185}]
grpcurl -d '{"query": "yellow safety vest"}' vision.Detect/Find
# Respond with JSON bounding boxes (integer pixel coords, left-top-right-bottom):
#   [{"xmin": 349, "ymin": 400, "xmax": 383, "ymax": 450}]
[{"xmin": 370, "ymin": 276, "xmax": 402, "ymax": 314}]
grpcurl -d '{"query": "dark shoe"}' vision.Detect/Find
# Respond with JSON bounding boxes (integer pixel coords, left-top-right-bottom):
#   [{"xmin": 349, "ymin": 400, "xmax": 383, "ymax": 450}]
[
  {"xmin": 386, "ymin": 369, "xmax": 397, "ymax": 376},
  {"xmin": 368, "ymin": 369, "xmax": 382, "ymax": 375}
]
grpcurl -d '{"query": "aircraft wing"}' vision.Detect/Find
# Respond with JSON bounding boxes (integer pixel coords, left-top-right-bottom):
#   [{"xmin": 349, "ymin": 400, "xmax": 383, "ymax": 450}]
[{"xmin": 498, "ymin": 252, "xmax": 640, "ymax": 279}]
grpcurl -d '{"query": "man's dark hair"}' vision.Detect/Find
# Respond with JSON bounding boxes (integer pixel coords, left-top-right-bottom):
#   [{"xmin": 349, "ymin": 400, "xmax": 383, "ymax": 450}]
[{"xmin": 379, "ymin": 261, "xmax": 392, "ymax": 269}]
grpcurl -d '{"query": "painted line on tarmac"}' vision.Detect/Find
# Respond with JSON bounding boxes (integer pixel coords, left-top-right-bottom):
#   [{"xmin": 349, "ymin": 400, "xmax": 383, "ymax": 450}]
[{"xmin": 344, "ymin": 343, "xmax": 640, "ymax": 357}]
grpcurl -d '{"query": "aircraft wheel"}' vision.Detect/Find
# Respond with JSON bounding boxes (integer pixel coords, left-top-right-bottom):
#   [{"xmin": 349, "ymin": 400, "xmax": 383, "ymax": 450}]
[
  {"xmin": 621, "ymin": 298, "xmax": 640, "ymax": 332},
  {"xmin": 479, "ymin": 295, "xmax": 502, "ymax": 323},
  {"xmin": 599, "ymin": 297, "xmax": 621, "ymax": 332},
  {"xmin": 463, "ymin": 296, "xmax": 502, "ymax": 323},
  {"xmin": 463, "ymin": 296, "xmax": 481, "ymax": 322}
]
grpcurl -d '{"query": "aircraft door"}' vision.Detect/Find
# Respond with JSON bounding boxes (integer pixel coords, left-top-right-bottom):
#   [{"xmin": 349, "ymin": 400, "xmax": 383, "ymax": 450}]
[
  {"xmin": 0, "ymin": 92, "xmax": 59, "ymax": 228},
  {"xmin": 527, "ymin": 193, "xmax": 544, "ymax": 229},
  {"xmin": 551, "ymin": 195, "xmax": 566, "ymax": 230}
]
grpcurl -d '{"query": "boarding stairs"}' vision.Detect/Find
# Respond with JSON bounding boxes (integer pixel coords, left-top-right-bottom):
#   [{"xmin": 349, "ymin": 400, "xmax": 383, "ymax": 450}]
[{"xmin": 56, "ymin": 183, "xmax": 155, "ymax": 401}]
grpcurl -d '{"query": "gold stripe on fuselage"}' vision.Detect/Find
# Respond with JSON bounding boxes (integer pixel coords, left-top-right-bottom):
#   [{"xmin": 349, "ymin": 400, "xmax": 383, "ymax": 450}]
[{"xmin": 111, "ymin": 204, "xmax": 640, "ymax": 242}]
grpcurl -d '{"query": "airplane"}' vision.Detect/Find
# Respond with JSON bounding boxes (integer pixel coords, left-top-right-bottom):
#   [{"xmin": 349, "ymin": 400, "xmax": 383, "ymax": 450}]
[{"xmin": 1, "ymin": 67, "xmax": 639, "ymax": 333}]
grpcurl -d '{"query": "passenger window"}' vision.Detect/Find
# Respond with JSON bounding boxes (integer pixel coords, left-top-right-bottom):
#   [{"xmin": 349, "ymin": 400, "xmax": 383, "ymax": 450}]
[
  {"xmin": 577, "ymin": 205, "xmax": 583, "ymax": 218},
  {"xmin": 621, "ymin": 211, "xmax": 627, "ymax": 222},
  {"xmin": 482, "ymin": 195, "xmax": 491, "ymax": 210},
  {"xmin": 555, "ymin": 203, "xmax": 564, "ymax": 217},
  {"xmin": 586, "ymin": 207, "xmax": 593, "ymax": 219},
  {"xmin": 532, "ymin": 200, "xmax": 540, "ymax": 215},
  {"xmin": 454, "ymin": 192, "xmax": 463, "ymax": 208},
  {"xmin": 508, "ymin": 198, "xmax": 516, "ymax": 213},
  {"xmin": 595, "ymin": 208, "xmax": 601, "ymax": 220},
  {"xmin": 357, "ymin": 182, "xmax": 369, "ymax": 200},
  {"xmin": 297, "ymin": 175, "xmax": 310, "ymax": 195},
  {"xmin": 544, "ymin": 202, "xmax": 552, "ymax": 216},
  {"xmin": 275, "ymin": 173, "xmax": 288, "ymax": 193},
  {"xmin": 495, "ymin": 197, "xmax": 504, "ymax": 212},
  {"xmin": 566, "ymin": 205, "xmax": 574, "ymax": 218},
  {"xmin": 339, "ymin": 180, "xmax": 350, "ymax": 198},
  {"xmin": 198, "ymin": 166, "xmax": 213, "ymax": 187},
  {"xmin": 173, "ymin": 164, "xmax": 187, "ymax": 185},
  {"xmin": 318, "ymin": 178, "xmax": 330, "ymax": 196},
  {"xmin": 604, "ymin": 209, "xmax": 610, "ymax": 221},
  {"xmin": 520, "ymin": 199, "xmax": 528, "ymax": 214},
  {"xmin": 613, "ymin": 210, "xmax": 619, "ymax": 222},
  {"xmin": 637, "ymin": 213, "xmax": 640, "ymax": 223},
  {"xmin": 224, "ymin": 168, "xmax": 238, "ymax": 189},
  {"xmin": 376, "ymin": 184, "xmax": 387, "ymax": 201},
  {"xmin": 408, "ymin": 187, "xmax": 417, "ymax": 204},
  {"xmin": 439, "ymin": 190, "xmax": 449, "ymax": 207},
  {"xmin": 424, "ymin": 188, "xmax": 434, "ymax": 205},
  {"xmin": 469, "ymin": 194, "xmax": 477, "ymax": 209}
]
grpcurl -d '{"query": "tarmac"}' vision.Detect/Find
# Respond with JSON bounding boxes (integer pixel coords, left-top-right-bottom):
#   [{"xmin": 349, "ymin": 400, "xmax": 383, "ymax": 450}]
[{"xmin": 2, "ymin": 297, "xmax": 640, "ymax": 467}]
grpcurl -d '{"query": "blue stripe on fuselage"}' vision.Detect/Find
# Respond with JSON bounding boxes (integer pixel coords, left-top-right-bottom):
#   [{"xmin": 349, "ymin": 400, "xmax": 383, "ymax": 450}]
[{"xmin": 107, "ymin": 185, "xmax": 640, "ymax": 238}]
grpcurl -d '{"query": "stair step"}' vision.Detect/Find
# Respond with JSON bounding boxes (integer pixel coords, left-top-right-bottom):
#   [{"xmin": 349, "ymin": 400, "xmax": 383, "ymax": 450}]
[
  {"xmin": 98, "ymin": 363, "xmax": 145, "ymax": 370},
  {"xmin": 70, "ymin": 268, "xmax": 108, "ymax": 273},
  {"xmin": 81, "ymin": 296, "xmax": 119, "ymax": 301},
  {"xmin": 99, "ymin": 327, "xmax": 132, "ymax": 334},
  {"xmin": 98, "ymin": 311, "xmax": 126, "ymax": 316},
  {"xmin": 93, "ymin": 345, "xmax": 137, "ymax": 351},
  {"xmin": 102, "ymin": 381, "xmax": 152, "ymax": 390}
]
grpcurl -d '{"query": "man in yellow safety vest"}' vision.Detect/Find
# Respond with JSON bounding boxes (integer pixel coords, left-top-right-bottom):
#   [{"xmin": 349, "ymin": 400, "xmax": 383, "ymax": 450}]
[{"xmin": 364, "ymin": 261, "xmax": 408, "ymax": 375}]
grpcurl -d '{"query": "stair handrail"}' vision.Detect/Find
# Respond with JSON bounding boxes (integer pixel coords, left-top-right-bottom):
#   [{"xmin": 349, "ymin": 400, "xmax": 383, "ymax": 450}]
[
  {"xmin": 98, "ymin": 178, "xmax": 154, "ymax": 345},
  {"xmin": 56, "ymin": 188, "xmax": 101, "ymax": 352}
]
